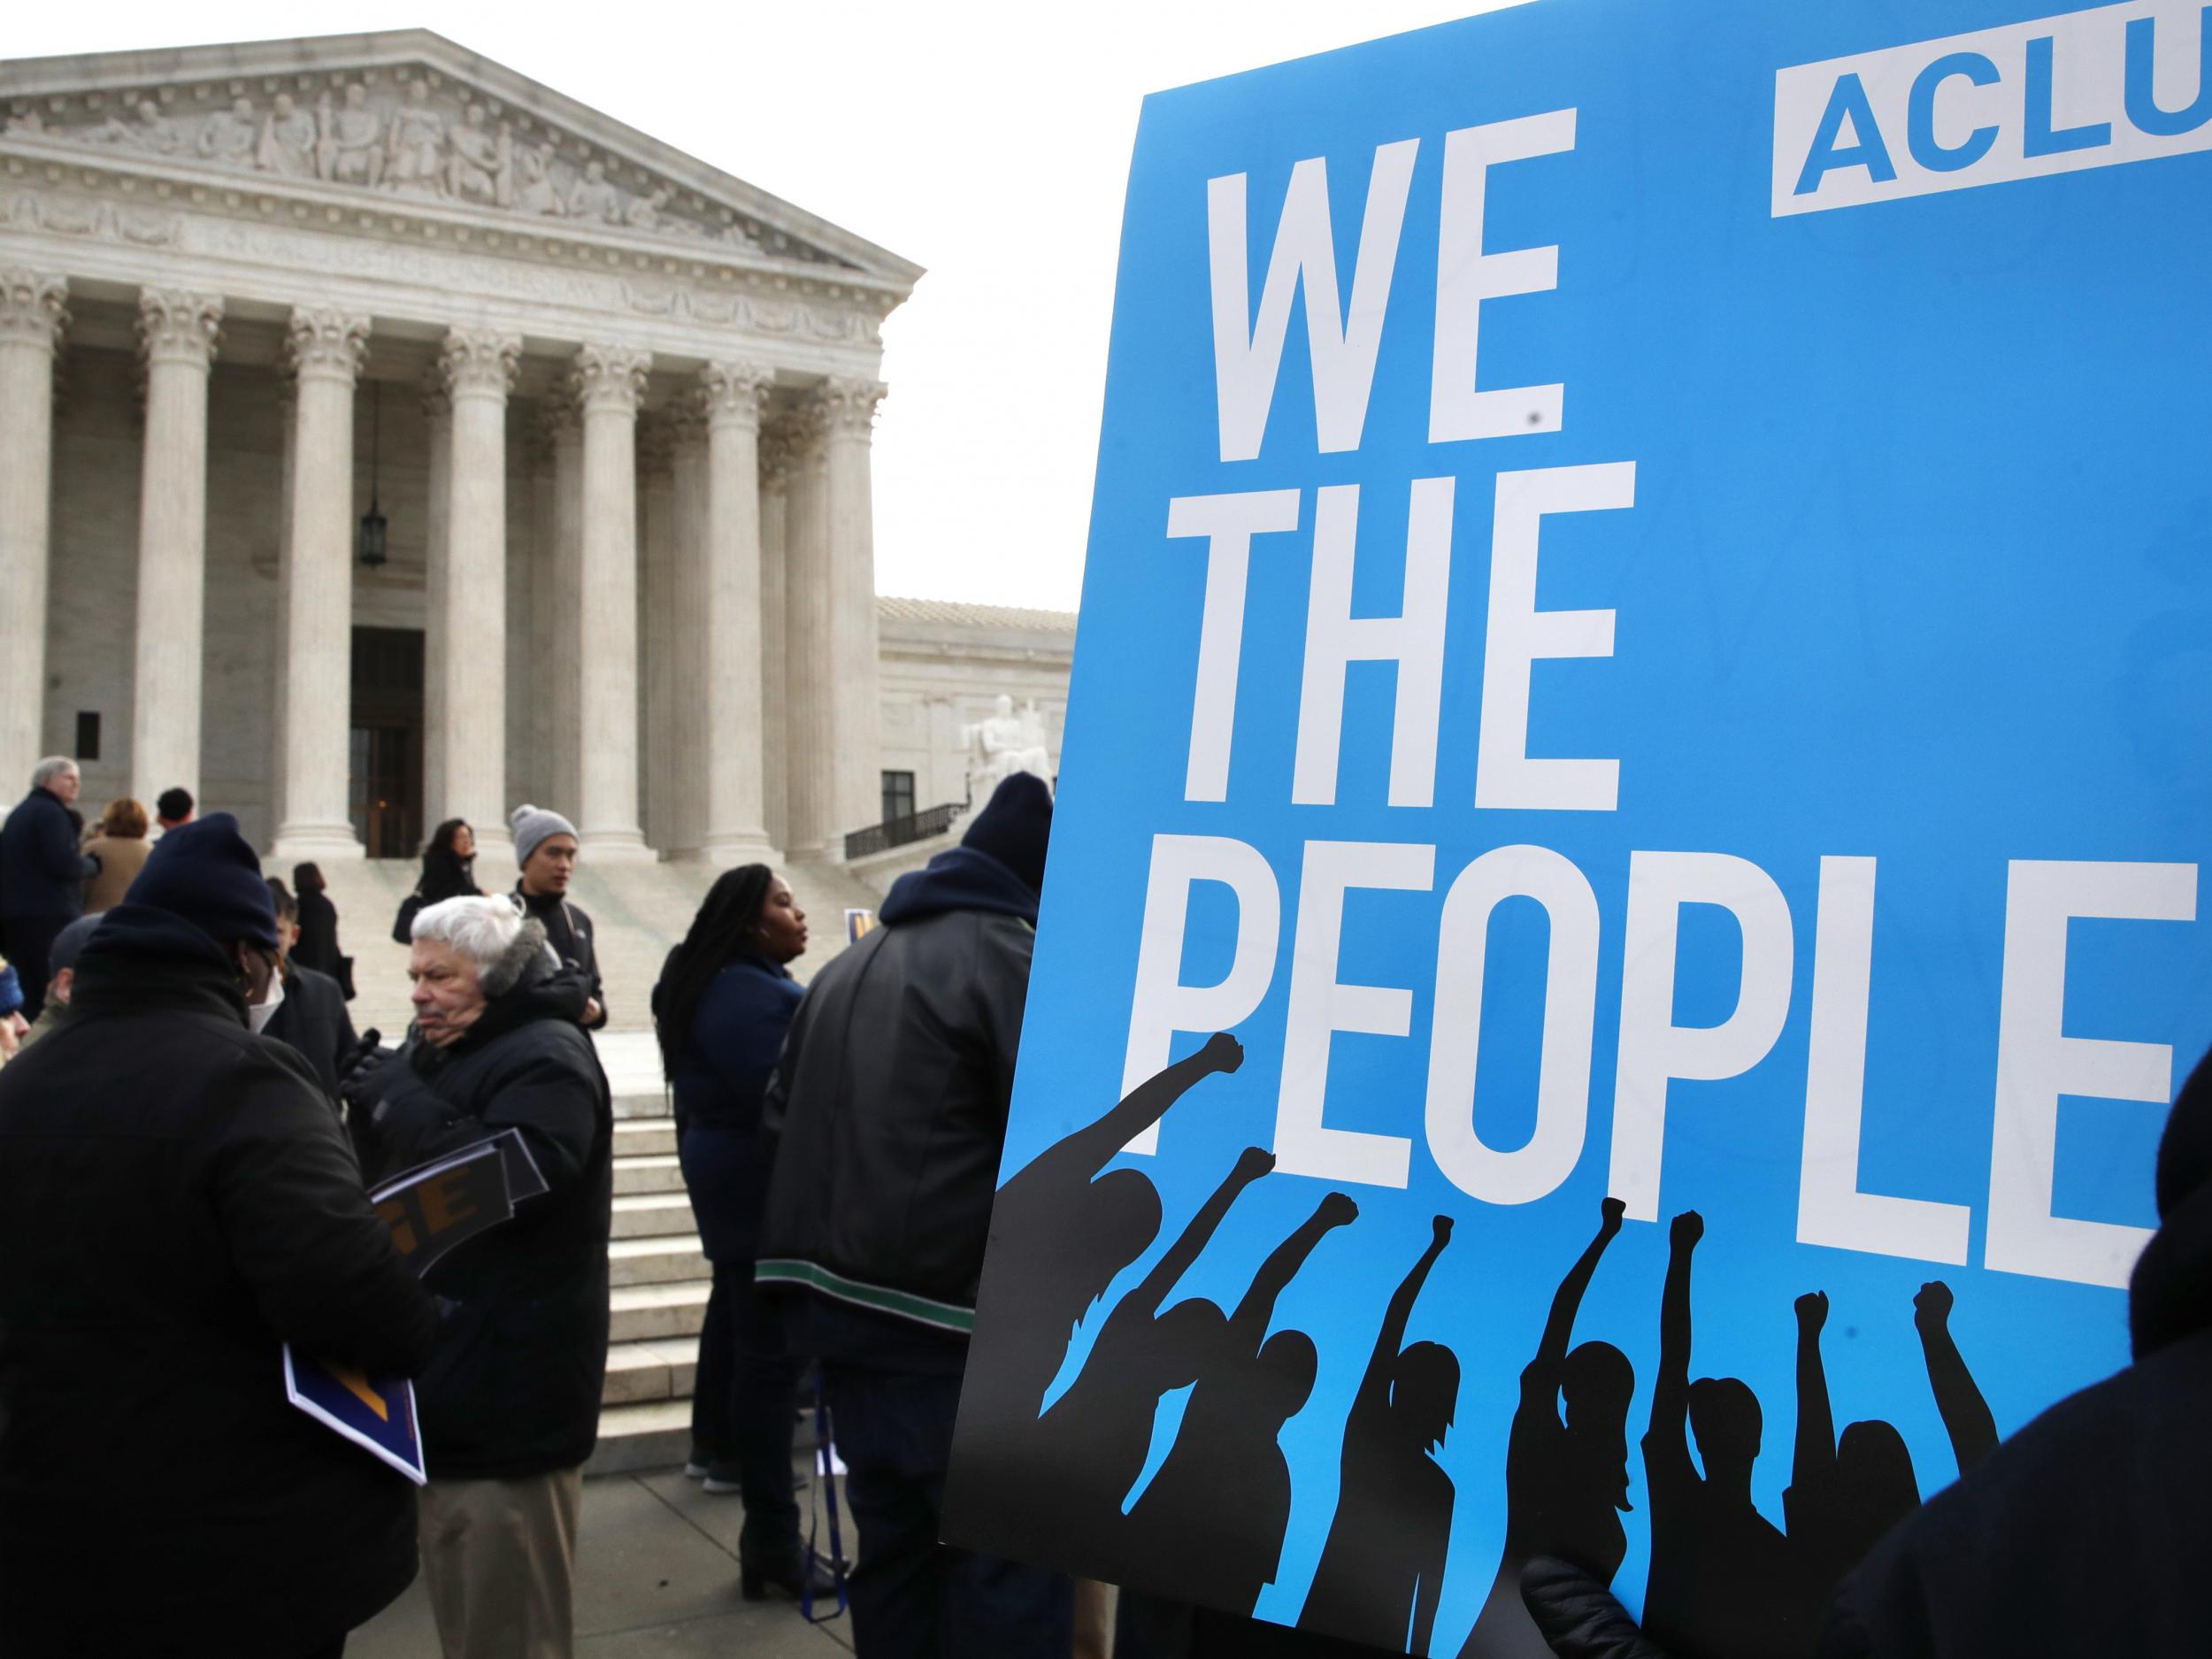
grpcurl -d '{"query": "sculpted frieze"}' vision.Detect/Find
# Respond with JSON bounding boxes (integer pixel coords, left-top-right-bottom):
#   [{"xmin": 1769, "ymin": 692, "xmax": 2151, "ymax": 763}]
[{"xmin": 4, "ymin": 71, "xmax": 843, "ymax": 265}]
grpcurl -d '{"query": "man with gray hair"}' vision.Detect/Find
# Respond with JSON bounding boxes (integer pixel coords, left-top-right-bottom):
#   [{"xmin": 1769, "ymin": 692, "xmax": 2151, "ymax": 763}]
[
  {"xmin": 0, "ymin": 758, "xmax": 98, "ymax": 1023},
  {"xmin": 343, "ymin": 894, "xmax": 613, "ymax": 1659}
]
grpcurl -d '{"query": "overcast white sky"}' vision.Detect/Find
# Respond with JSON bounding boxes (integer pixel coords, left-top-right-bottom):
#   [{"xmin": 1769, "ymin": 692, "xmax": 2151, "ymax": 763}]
[{"xmin": 9, "ymin": 2, "xmax": 1528, "ymax": 611}]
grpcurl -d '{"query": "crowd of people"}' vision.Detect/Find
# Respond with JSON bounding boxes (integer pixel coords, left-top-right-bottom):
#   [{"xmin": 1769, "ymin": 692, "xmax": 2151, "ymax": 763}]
[{"xmin": 1, "ymin": 747, "xmax": 2208, "ymax": 1659}]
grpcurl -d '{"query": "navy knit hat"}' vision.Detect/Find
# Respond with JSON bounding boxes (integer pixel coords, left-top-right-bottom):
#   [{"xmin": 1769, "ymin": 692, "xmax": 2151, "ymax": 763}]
[
  {"xmin": 960, "ymin": 772, "xmax": 1054, "ymax": 895},
  {"xmin": 122, "ymin": 811, "xmax": 280, "ymax": 951}
]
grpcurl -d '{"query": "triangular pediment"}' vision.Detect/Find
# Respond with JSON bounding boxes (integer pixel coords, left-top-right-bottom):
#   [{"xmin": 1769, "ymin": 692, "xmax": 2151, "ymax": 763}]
[{"xmin": 0, "ymin": 28, "xmax": 920, "ymax": 290}]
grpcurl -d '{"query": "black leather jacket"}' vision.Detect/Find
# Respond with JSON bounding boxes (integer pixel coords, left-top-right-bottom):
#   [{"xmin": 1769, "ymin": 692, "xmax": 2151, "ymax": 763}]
[{"xmin": 757, "ymin": 846, "xmax": 1036, "ymax": 1337}]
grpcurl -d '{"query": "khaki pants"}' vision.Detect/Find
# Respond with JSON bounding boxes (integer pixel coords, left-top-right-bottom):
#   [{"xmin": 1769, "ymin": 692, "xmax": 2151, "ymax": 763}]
[{"xmin": 419, "ymin": 1467, "xmax": 584, "ymax": 1659}]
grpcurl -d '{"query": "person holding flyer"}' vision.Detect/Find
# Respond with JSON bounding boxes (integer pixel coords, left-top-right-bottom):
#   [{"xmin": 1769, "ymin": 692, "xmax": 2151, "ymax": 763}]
[
  {"xmin": 0, "ymin": 814, "xmax": 441, "ymax": 1656},
  {"xmin": 344, "ymin": 894, "xmax": 613, "ymax": 1659}
]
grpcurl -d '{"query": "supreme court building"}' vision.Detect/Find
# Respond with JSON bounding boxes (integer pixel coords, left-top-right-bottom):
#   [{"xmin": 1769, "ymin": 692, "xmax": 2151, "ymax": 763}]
[{"xmin": 0, "ymin": 31, "xmax": 1037, "ymax": 869}]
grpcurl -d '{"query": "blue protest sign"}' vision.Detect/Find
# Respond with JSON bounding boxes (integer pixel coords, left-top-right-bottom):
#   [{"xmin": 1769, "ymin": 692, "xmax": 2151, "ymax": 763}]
[
  {"xmin": 943, "ymin": 2, "xmax": 2211, "ymax": 1653},
  {"xmin": 283, "ymin": 1348, "xmax": 426, "ymax": 1486}
]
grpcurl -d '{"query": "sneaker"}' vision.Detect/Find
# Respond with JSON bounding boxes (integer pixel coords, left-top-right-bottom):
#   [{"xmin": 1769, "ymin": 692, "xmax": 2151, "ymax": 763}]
[
  {"xmin": 703, "ymin": 1472, "xmax": 744, "ymax": 1495},
  {"xmin": 683, "ymin": 1459, "xmax": 710, "ymax": 1480}
]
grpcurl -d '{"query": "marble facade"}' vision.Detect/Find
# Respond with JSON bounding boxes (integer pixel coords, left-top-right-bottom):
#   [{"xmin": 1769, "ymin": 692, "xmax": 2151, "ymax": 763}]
[{"xmin": 1, "ymin": 30, "xmax": 922, "ymax": 864}]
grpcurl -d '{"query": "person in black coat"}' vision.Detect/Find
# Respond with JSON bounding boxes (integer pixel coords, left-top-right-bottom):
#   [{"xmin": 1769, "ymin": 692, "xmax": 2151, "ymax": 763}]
[
  {"xmin": 759, "ymin": 771, "xmax": 1071, "ymax": 1659},
  {"xmin": 0, "ymin": 756, "xmax": 99, "ymax": 1022},
  {"xmin": 264, "ymin": 877, "xmax": 359, "ymax": 1099},
  {"xmin": 416, "ymin": 818, "xmax": 484, "ymax": 905},
  {"xmin": 0, "ymin": 813, "xmax": 441, "ymax": 1657},
  {"xmin": 291, "ymin": 860, "xmax": 352, "ymax": 999},
  {"xmin": 344, "ymin": 893, "xmax": 613, "ymax": 1659},
  {"xmin": 510, "ymin": 803, "xmax": 607, "ymax": 1029},
  {"xmin": 653, "ymin": 864, "xmax": 821, "ymax": 1597},
  {"xmin": 1516, "ymin": 1044, "xmax": 2212, "ymax": 1659}
]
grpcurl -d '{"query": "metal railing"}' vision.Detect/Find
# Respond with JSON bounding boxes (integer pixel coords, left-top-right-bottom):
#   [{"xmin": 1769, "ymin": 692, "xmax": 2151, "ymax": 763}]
[{"xmin": 844, "ymin": 802, "xmax": 964, "ymax": 862}]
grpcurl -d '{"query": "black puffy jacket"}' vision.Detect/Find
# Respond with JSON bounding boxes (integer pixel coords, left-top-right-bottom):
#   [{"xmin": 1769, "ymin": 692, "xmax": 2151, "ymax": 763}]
[
  {"xmin": 347, "ymin": 952, "xmax": 613, "ymax": 1479},
  {"xmin": 757, "ymin": 846, "xmax": 1036, "ymax": 1338},
  {"xmin": 265, "ymin": 961, "xmax": 359, "ymax": 1099},
  {"xmin": 0, "ymin": 904, "xmax": 441, "ymax": 1652}
]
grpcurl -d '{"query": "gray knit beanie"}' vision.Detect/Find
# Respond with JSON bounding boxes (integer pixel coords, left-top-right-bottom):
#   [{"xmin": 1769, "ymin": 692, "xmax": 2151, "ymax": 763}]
[{"xmin": 510, "ymin": 803, "xmax": 579, "ymax": 869}]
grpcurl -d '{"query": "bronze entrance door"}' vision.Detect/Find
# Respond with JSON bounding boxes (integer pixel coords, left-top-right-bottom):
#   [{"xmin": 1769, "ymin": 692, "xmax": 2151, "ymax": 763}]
[{"xmin": 348, "ymin": 626, "xmax": 424, "ymax": 859}]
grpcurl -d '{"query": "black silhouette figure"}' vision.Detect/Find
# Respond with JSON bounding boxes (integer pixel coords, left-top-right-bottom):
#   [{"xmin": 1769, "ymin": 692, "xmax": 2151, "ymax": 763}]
[
  {"xmin": 962, "ymin": 1033, "xmax": 1248, "ymax": 1446},
  {"xmin": 1298, "ymin": 1215, "xmax": 1459, "ymax": 1655},
  {"xmin": 1784, "ymin": 1279, "xmax": 1998, "ymax": 1609},
  {"xmin": 1123, "ymin": 1188, "xmax": 1360, "ymax": 1612},
  {"xmin": 1640, "ymin": 1210, "xmax": 1812, "ymax": 1659},
  {"xmin": 1018, "ymin": 1143, "xmax": 1278, "ymax": 1571},
  {"xmin": 1462, "ymin": 1196, "xmax": 1635, "ymax": 1659}
]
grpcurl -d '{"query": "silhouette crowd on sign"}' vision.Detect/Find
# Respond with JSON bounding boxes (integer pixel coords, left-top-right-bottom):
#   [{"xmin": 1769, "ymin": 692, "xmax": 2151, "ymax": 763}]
[{"xmin": 956, "ymin": 1035, "xmax": 1997, "ymax": 1657}]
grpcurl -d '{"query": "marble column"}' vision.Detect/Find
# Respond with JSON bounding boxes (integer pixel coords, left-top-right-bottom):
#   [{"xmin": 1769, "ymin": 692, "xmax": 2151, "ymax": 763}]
[
  {"xmin": 131, "ymin": 290, "xmax": 223, "ymax": 807},
  {"xmin": 780, "ymin": 399, "xmax": 833, "ymax": 858},
  {"xmin": 570, "ymin": 343, "xmax": 652, "ymax": 858},
  {"xmin": 271, "ymin": 306, "xmax": 371, "ymax": 858},
  {"xmin": 757, "ymin": 423, "xmax": 794, "ymax": 856},
  {"xmin": 636, "ymin": 412, "xmax": 678, "ymax": 853},
  {"xmin": 695, "ymin": 360, "xmax": 778, "ymax": 864},
  {"xmin": 546, "ymin": 399, "xmax": 585, "ymax": 815},
  {"xmin": 0, "ymin": 272, "xmax": 68, "ymax": 798},
  {"xmin": 420, "ymin": 376, "xmax": 452, "ymax": 828},
  {"xmin": 664, "ymin": 408, "xmax": 709, "ymax": 858},
  {"xmin": 821, "ymin": 377, "xmax": 887, "ymax": 850},
  {"xmin": 435, "ymin": 326, "xmax": 522, "ymax": 862}
]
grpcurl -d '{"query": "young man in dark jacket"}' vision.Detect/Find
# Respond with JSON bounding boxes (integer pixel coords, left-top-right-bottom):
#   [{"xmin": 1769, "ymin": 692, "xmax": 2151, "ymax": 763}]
[
  {"xmin": 759, "ymin": 770, "xmax": 1071, "ymax": 1659},
  {"xmin": 0, "ymin": 755, "xmax": 98, "ymax": 1021},
  {"xmin": 265, "ymin": 877, "xmax": 358, "ymax": 1098},
  {"xmin": 345, "ymin": 893, "xmax": 613, "ymax": 1659},
  {"xmin": 0, "ymin": 813, "xmax": 441, "ymax": 1656},
  {"xmin": 508, "ymin": 803, "xmax": 608, "ymax": 1029}
]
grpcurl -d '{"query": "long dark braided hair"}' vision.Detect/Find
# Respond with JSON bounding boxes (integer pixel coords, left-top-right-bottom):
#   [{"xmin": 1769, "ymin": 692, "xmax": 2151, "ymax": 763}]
[{"xmin": 654, "ymin": 864, "xmax": 775, "ymax": 1081}]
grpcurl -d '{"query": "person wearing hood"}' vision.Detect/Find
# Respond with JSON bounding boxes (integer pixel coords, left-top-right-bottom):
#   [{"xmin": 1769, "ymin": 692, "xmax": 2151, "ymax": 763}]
[
  {"xmin": 343, "ymin": 893, "xmax": 613, "ymax": 1659},
  {"xmin": 1516, "ymin": 1042, "xmax": 2212, "ymax": 1659},
  {"xmin": 509, "ymin": 803, "xmax": 607, "ymax": 1030},
  {"xmin": 0, "ymin": 813, "xmax": 441, "ymax": 1655},
  {"xmin": 758, "ymin": 769, "xmax": 1071, "ymax": 1659}
]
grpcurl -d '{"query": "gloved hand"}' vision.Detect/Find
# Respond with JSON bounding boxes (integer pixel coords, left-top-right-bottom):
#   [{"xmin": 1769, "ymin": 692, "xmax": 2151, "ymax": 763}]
[{"xmin": 1521, "ymin": 1556, "xmax": 1676, "ymax": 1659}]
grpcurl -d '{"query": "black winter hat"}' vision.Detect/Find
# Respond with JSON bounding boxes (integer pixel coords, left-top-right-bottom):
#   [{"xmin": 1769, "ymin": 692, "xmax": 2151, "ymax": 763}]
[
  {"xmin": 123, "ymin": 810, "xmax": 280, "ymax": 952},
  {"xmin": 960, "ymin": 772, "xmax": 1054, "ymax": 896}
]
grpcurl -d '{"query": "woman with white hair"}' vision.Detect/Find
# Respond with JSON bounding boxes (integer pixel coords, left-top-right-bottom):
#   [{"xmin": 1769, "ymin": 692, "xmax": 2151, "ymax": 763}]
[{"xmin": 342, "ymin": 894, "xmax": 613, "ymax": 1659}]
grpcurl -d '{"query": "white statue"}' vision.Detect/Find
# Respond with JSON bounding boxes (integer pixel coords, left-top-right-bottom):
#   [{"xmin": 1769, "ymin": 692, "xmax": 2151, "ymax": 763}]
[
  {"xmin": 511, "ymin": 140, "xmax": 565, "ymax": 216},
  {"xmin": 964, "ymin": 695, "xmax": 1053, "ymax": 799},
  {"xmin": 386, "ymin": 81, "xmax": 445, "ymax": 193},
  {"xmin": 198, "ymin": 97, "xmax": 257, "ymax": 165},
  {"xmin": 256, "ymin": 93, "xmax": 317, "ymax": 178},
  {"xmin": 94, "ymin": 100, "xmax": 178, "ymax": 155},
  {"xmin": 319, "ymin": 85, "xmax": 383, "ymax": 188},
  {"xmin": 566, "ymin": 157, "xmax": 621, "ymax": 223},
  {"xmin": 445, "ymin": 104, "xmax": 508, "ymax": 206},
  {"xmin": 623, "ymin": 184, "xmax": 670, "ymax": 232}
]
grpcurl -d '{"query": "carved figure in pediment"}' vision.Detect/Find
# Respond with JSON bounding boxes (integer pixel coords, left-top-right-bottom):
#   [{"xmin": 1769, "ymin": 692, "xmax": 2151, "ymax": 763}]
[
  {"xmin": 257, "ymin": 93, "xmax": 318, "ymax": 178},
  {"xmin": 318, "ymin": 85, "xmax": 383, "ymax": 188},
  {"xmin": 4, "ymin": 111, "xmax": 44, "ymax": 136},
  {"xmin": 94, "ymin": 100, "xmax": 180, "ymax": 156},
  {"xmin": 511, "ymin": 140, "xmax": 565, "ymax": 217},
  {"xmin": 623, "ymin": 184, "xmax": 670, "ymax": 232},
  {"xmin": 386, "ymin": 80, "xmax": 446, "ymax": 194},
  {"xmin": 199, "ymin": 97, "xmax": 257, "ymax": 166},
  {"xmin": 566, "ymin": 158, "xmax": 621, "ymax": 224},
  {"xmin": 446, "ymin": 104, "xmax": 510, "ymax": 206},
  {"xmin": 721, "ymin": 220, "xmax": 763, "ymax": 253}
]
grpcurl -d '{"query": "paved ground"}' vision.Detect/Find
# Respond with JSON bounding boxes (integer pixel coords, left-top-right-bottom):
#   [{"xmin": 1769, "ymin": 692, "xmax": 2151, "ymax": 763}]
[{"xmin": 352, "ymin": 1466, "xmax": 857, "ymax": 1657}]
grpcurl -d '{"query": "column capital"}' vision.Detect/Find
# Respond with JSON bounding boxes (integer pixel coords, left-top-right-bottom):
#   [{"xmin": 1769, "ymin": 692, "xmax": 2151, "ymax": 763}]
[
  {"xmin": 284, "ymin": 306, "xmax": 370, "ymax": 386},
  {"xmin": 442, "ymin": 326, "xmax": 522, "ymax": 402},
  {"xmin": 0, "ymin": 271, "xmax": 69, "ymax": 356},
  {"xmin": 757, "ymin": 419, "xmax": 803, "ymax": 490},
  {"xmin": 698, "ymin": 359, "xmax": 773, "ymax": 431},
  {"xmin": 420, "ymin": 367, "xmax": 452, "ymax": 423},
  {"xmin": 136, "ymin": 290, "xmax": 224, "ymax": 369},
  {"xmin": 571, "ymin": 343, "xmax": 651, "ymax": 414},
  {"xmin": 812, "ymin": 375, "xmax": 887, "ymax": 442}
]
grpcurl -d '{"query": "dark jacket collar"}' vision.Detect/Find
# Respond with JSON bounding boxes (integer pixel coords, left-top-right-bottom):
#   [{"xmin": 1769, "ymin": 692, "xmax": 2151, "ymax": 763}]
[
  {"xmin": 69, "ymin": 902, "xmax": 248, "ymax": 1026},
  {"xmin": 879, "ymin": 845, "xmax": 1039, "ymax": 928}
]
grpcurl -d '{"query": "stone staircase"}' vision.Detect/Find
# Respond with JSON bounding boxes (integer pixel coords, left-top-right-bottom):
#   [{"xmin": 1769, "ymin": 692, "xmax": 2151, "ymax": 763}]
[{"xmin": 292, "ymin": 853, "xmax": 887, "ymax": 1475}]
